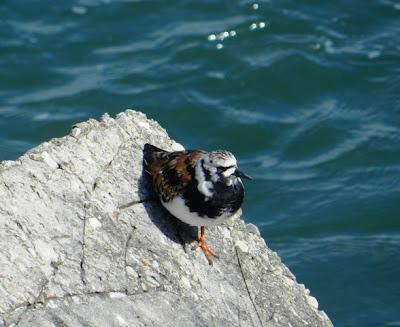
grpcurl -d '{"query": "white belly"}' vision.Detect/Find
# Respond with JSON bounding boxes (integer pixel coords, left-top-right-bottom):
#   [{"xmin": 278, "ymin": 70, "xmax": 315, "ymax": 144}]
[{"xmin": 161, "ymin": 196, "xmax": 235, "ymax": 226}]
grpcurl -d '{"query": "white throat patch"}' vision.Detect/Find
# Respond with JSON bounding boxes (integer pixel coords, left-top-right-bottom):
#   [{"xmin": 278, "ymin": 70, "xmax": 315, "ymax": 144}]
[{"xmin": 195, "ymin": 158, "xmax": 213, "ymax": 199}]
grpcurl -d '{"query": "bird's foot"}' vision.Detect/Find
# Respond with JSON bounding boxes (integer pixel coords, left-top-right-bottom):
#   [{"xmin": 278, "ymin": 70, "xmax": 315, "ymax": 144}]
[{"xmin": 196, "ymin": 238, "xmax": 219, "ymax": 264}]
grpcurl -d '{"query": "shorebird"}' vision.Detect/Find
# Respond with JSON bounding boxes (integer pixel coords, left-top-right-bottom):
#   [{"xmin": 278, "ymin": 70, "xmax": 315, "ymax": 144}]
[{"xmin": 143, "ymin": 143, "xmax": 251, "ymax": 263}]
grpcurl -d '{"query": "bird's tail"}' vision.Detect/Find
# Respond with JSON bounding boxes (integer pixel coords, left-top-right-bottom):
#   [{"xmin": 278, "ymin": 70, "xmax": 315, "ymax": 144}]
[{"xmin": 143, "ymin": 143, "xmax": 165, "ymax": 174}]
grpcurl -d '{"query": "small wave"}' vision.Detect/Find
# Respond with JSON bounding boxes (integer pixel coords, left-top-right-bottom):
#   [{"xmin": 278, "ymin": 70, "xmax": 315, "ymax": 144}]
[
  {"xmin": 0, "ymin": 106, "xmax": 20, "ymax": 118},
  {"xmin": 276, "ymin": 98, "xmax": 399, "ymax": 169},
  {"xmin": 8, "ymin": 66, "xmax": 104, "ymax": 105},
  {"xmin": 0, "ymin": 138, "xmax": 33, "ymax": 161},
  {"xmin": 281, "ymin": 131, "xmax": 370, "ymax": 169},
  {"xmin": 32, "ymin": 111, "xmax": 87, "ymax": 122},
  {"xmin": 386, "ymin": 322, "xmax": 400, "ymax": 326},
  {"xmin": 276, "ymin": 233, "xmax": 400, "ymax": 261},
  {"xmin": 252, "ymin": 170, "xmax": 316, "ymax": 181},
  {"xmin": 223, "ymin": 98, "xmax": 337, "ymax": 126},
  {"xmin": 8, "ymin": 20, "xmax": 75, "ymax": 36},
  {"xmin": 95, "ymin": 40, "xmax": 158, "ymax": 56},
  {"xmin": 225, "ymin": 107, "xmax": 297, "ymax": 125}
]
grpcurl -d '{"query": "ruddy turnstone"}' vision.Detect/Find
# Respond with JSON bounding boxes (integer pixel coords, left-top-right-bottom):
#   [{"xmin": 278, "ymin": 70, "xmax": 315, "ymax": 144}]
[{"xmin": 143, "ymin": 143, "xmax": 251, "ymax": 264}]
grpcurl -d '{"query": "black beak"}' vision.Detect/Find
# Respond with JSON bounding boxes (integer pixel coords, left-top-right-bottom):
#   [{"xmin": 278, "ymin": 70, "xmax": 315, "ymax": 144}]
[{"xmin": 235, "ymin": 169, "xmax": 252, "ymax": 180}]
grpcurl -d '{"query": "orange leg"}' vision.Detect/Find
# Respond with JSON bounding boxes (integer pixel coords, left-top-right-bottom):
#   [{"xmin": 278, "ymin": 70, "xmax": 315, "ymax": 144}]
[{"xmin": 196, "ymin": 226, "xmax": 218, "ymax": 264}]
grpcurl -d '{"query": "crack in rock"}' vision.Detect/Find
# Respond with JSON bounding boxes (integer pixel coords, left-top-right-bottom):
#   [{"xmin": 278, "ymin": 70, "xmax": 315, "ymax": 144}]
[
  {"xmin": 235, "ymin": 247, "xmax": 264, "ymax": 327},
  {"xmin": 80, "ymin": 202, "xmax": 89, "ymax": 286},
  {"xmin": 7, "ymin": 260, "xmax": 60, "ymax": 326}
]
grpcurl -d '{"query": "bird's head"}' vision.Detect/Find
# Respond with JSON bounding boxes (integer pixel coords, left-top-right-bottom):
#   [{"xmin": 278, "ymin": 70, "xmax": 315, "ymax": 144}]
[{"xmin": 201, "ymin": 150, "xmax": 252, "ymax": 184}]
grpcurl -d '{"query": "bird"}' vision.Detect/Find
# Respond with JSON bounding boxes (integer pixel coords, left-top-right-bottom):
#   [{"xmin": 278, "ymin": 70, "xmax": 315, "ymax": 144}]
[{"xmin": 143, "ymin": 143, "xmax": 251, "ymax": 264}]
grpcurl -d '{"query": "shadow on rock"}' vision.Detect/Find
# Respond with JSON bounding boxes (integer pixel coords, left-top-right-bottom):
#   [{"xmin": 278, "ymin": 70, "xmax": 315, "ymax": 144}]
[{"xmin": 138, "ymin": 158, "xmax": 198, "ymax": 247}]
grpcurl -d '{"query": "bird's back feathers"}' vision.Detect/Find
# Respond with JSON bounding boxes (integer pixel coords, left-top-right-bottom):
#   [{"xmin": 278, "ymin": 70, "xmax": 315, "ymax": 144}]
[{"xmin": 143, "ymin": 143, "xmax": 204, "ymax": 202}]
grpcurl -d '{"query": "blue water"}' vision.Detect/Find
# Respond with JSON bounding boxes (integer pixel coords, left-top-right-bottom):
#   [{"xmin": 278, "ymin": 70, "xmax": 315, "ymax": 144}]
[{"xmin": 1, "ymin": 1, "xmax": 400, "ymax": 326}]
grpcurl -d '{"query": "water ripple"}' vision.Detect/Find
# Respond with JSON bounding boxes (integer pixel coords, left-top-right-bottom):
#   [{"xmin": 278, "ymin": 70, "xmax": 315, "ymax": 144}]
[{"xmin": 8, "ymin": 65, "xmax": 104, "ymax": 105}]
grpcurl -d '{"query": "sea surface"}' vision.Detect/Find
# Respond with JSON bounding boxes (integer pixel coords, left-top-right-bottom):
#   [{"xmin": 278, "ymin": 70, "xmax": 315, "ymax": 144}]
[{"xmin": 1, "ymin": 1, "xmax": 399, "ymax": 326}]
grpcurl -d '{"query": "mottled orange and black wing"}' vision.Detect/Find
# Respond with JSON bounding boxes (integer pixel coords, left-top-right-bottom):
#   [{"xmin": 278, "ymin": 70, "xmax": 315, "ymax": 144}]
[{"xmin": 143, "ymin": 143, "xmax": 204, "ymax": 202}]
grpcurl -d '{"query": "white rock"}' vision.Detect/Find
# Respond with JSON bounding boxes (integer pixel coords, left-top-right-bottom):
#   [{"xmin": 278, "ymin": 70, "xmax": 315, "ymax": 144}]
[
  {"xmin": 34, "ymin": 239, "xmax": 58, "ymax": 264},
  {"xmin": 0, "ymin": 109, "xmax": 333, "ymax": 327},
  {"xmin": 109, "ymin": 292, "xmax": 126, "ymax": 299},
  {"xmin": 41, "ymin": 151, "xmax": 59, "ymax": 170},
  {"xmin": 235, "ymin": 240, "xmax": 249, "ymax": 253},
  {"xmin": 307, "ymin": 295, "xmax": 319, "ymax": 309},
  {"xmin": 89, "ymin": 217, "xmax": 102, "ymax": 229}
]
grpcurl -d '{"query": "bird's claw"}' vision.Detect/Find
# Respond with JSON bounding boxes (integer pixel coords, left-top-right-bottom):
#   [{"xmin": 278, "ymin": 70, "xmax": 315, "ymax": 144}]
[{"xmin": 196, "ymin": 238, "xmax": 219, "ymax": 265}]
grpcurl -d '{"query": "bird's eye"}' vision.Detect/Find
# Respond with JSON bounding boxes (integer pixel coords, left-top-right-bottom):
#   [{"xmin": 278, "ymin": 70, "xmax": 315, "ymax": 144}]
[
  {"xmin": 217, "ymin": 166, "xmax": 234, "ymax": 174},
  {"xmin": 217, "ymin": 166, "xmax": 226, "ymax": 173}
]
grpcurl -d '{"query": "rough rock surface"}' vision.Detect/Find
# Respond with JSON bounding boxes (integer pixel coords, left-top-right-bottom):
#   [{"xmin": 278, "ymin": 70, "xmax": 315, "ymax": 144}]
[{"xmin": 0, "ymin": 110, "xmax": 333, "ymax": 327}]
